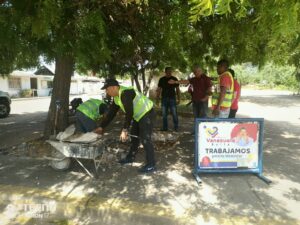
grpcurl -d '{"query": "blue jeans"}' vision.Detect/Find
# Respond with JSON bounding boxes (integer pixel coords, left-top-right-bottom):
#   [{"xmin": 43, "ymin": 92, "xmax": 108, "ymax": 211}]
[
  {"xmin": 161, "ymin": 97, "xmax": 178, "ymax": 130},
  {"xmin": 75, "ymin": 111, "xmax": 97, "ymax": 133},
  {"xmin": 192, "ymin": 101, "xmax": 208, "ymax": 134},
  {"xmin": 192, "ymin": 101, "xmax": 208, "ymax": 119}
]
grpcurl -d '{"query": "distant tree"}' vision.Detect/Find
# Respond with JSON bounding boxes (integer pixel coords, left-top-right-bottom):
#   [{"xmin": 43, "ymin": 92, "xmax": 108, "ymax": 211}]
[{"xmin": 188, "ymin": 0, "xmax": 300, "ymax": 70}]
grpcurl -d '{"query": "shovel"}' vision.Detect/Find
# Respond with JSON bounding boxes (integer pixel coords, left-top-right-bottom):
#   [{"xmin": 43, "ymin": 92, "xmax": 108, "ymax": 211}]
[{"xmin": 53, "ymin": 100, "xmax": 61, "ymax": 137}]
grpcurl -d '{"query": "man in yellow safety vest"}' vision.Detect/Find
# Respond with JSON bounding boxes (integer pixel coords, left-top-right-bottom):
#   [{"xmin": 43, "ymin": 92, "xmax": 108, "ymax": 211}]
[
  {"xmin": 211, "ymin": 59, "xmax": 234, "ymax": 118},
  {"xmin": 75, "ymin": 99, "xmax": 108, "ymax": 133},
  {"xmin": 94, "ymin": 79, "xmax": 156, "ymax": 173}
]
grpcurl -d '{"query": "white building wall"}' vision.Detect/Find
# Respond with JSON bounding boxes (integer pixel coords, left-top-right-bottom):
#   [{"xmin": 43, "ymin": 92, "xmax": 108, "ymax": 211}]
[
  {"xmin": 37, "ymin": 88, "xmax": 50, "ymax": 97},
  {"xmin": 0, "ymin": 75, "xmax": 54, "ymax": 97},
  {"xmin": 82, "ymin": 81, "xmax": 103, "ymax": 95},
  {"xmin": 8, "ymin": 89, "xmax": 19, "ymax": 97},
  {"xmin": 70, "ymin": 78, "xmax": 103, "ymax": 95},
  {"xmin": 7, "ymin": 77, "xmax": 31, "ymax": 97},
  {"xmin": 37, "ymin": 77, "xmax": 41, "ymax": 89},
  {"xmin": 21, "ymin": 77, "xmax": 31, "ymax": 89},
  {"xmin": 2, "ymin": 71, "xmax": 105, "ymax": 97},
  {"xmin": 0, "ymin": 76, "xmax": 21, "ymax": 97},
  {"xmin": 37, "ymin": 77, "xmax": 51, "ymax": 96},
  {"xmin": 0, "ymin": 77, "xmax": 8, "ymax": 91},
  {"xmin": 70, "ymin": 80, "xmax": 80, "ymax": 95}
]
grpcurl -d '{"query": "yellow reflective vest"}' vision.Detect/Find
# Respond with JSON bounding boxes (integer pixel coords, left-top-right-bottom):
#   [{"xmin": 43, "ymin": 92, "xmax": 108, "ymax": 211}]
[
  {"xmin": 77, "ymin": 99, "xmax": 103, "ymax": 121},
  {"xmin": 114, "ymin": 86, "xmax": 153, "ymax": 122},
  {"xmin": 211, "ymin": 71, "xmax": 234, "ymax": 108}
]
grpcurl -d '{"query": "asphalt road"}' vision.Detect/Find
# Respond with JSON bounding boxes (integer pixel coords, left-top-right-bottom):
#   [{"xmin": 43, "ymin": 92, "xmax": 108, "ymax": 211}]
[
  {"xmin": 0, "ymin": 94, "xmax": 101, "ymax": 149},
  {"xmin": 0, "ymin": 98, "xmax": 50, "ymax": 149}
]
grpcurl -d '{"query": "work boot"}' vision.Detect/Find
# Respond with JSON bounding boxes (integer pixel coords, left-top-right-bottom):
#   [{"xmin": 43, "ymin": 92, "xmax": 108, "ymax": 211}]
[
  {"xmin": 138, "ymin": 164, "xmax": 156, "ymax": 173},
  {"xmin": 118, "ymin": 155, "xmax": 135, "ymax": 165}
]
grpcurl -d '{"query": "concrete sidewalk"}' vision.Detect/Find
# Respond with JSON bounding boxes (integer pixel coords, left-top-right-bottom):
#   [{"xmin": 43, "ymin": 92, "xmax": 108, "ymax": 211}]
[
  {"xmin": 0, "ymin": 116, "xmax": 300, "ymax": 225},
  {"xmin": 0, "ymin": 154, "xmax": 298, "ymax": 225}
]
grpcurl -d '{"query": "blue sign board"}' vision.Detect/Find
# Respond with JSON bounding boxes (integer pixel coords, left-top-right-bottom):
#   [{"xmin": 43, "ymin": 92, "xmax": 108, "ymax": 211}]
[{"xmin": 193, "ymin": 118, "xmax": 271, "ymax": 184}]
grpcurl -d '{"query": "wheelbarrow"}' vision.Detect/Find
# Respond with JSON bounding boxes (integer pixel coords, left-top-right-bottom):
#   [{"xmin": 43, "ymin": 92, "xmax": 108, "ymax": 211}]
[
  {"xmin": 46, "ymin": 138, "xmax": 108, "ymax": 178},
  {"xmin": 47, "ymin": 99, "xmax": 109, "ymax": 178}
]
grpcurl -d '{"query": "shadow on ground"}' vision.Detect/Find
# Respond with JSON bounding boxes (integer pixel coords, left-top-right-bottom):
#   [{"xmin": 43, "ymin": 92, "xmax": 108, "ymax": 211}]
[
  {"xmin": 0, "ymin": 111, "xmax": 47, "ymax": 149},
  {"xmin": 0, "ymin": 109, "xmax": 299, "ymax": 224}
]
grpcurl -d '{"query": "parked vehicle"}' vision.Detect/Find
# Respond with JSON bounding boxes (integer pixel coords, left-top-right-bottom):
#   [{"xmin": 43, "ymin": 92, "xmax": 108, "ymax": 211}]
[{"xmin": 0, "ymin": 91, "xmax": 11, "ymax": 118}]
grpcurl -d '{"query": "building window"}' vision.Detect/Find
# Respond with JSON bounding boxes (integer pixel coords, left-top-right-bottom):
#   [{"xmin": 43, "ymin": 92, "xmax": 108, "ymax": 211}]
[
  {"xmin": 8, "ymin": 77, "xmax": 21, "ymax": 89},
  {"xmin": 41, "ymin": 80, "xmax": 53, "ymax": 89}
]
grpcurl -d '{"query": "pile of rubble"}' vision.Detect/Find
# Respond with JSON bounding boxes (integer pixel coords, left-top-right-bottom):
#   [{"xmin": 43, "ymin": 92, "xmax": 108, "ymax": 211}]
[
  {"xmin": 99, "ymin": 141, "xmax": 128, "ymax": 168},
  {"xmin": 1, "ymin": 126, "xmax": 182, "ymax": 170},
  {"xmin": 96, "ymin": 131, "xmax": 182, "ymax": 167},
  {"xmin": 152, "ymin": 130, "xmax": 181, "ymax": 151}
]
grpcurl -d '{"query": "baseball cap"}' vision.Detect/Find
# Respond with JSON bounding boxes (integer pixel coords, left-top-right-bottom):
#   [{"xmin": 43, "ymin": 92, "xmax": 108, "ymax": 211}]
[{"xmin": 101, "ymin": 79, "xmax": 119, "ymax": 90}]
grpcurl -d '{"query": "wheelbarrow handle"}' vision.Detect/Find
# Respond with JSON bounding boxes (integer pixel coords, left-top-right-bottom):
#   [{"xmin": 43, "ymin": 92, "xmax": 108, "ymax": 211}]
[{"xmin": 128, "ymin": 134, "xmax": 139, "ymax": 139}]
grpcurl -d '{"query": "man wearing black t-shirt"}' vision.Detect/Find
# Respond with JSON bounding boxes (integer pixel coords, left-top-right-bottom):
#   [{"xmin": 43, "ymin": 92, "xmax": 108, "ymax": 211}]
[{"xmin": 156, "ymin": 67, "xmax": 180, "ymax": 131}]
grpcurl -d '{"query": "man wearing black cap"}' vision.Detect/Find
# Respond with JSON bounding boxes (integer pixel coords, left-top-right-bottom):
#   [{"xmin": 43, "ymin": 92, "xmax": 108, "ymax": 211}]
[{"xmin": 94, "ymin": 79, "xmax": 156, "ymax": 173}]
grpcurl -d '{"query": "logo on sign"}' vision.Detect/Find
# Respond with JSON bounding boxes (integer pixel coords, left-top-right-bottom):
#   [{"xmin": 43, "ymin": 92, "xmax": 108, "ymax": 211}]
[{"xmin": 204, "ymin": 126, "xmax": 218, "ymax": 138}]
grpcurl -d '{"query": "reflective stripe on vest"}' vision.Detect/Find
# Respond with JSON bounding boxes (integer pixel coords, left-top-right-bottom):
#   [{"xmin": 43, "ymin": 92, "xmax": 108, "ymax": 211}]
[
  {"xmin": 211, "ymin": 72, "xmax": 234, "ymax": 108},
  {"xmin": 77, "ymin": 99, "xmax": 103, "ymax": 121},
  {"xmin": 114, "ymin": 86, "xmax": 153, "ymax": 122}
]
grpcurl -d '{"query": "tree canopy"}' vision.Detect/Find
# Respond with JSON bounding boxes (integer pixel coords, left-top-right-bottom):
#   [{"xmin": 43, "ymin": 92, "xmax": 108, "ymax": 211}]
[
  {"xmin": 188, "ymin": 0, "xmax": 300, "ymax": 68},
  {"xmin": 1, "ymin": 0, "xmax": 299, "ymax": 73},
  {"xmin": 0, "ymin": 0, "xmax": 299, "ymax": 136}
]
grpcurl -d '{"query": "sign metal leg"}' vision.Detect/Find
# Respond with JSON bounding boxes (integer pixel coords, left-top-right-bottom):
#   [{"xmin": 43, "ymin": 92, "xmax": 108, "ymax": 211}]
[
  {"xmin": 256, "ymin": 173, "xmax": 272, "ymax": 184},
  {"xmin": 193, "ymin": 170, "xmax": 202, "ymax": 185}
]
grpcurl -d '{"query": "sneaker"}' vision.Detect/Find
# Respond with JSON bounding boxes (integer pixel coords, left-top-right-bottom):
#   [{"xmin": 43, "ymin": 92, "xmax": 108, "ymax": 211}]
[
  {"xmin": 118, "ymin": 156, "xmax": 135, "ymax": 165},
  {"xmin": 160, "ymin": 128, "xmax": 168, "ymax": 132},
  {"xmin": 138, "ymin": 164, "xmax": 156, "ymax": 173}
]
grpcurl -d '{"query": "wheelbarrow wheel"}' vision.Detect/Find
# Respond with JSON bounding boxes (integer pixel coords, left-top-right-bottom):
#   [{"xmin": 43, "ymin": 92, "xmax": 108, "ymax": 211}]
[{"xmin": 50, "ymin": 149, "xmax": 71, "ymax": 171}]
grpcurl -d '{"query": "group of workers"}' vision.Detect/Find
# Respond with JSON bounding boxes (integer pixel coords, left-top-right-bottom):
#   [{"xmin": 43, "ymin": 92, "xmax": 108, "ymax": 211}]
[
  {"xmin": 166, "ymin": 59, "xmax": 241, "ymax": 126},
  {"xmin": 73, "ymin": 59, "xmax": 241, "ymax": 174}
]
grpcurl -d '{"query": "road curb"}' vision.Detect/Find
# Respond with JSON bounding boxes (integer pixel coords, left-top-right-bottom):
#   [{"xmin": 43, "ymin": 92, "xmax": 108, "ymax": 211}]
[
  {"xmin": 0, "ymin": 184, "xmax": 179, "ymax": 224},
  {"xmin": 12, "ymin": 96, "xmax": 51, "ymax": 101}
]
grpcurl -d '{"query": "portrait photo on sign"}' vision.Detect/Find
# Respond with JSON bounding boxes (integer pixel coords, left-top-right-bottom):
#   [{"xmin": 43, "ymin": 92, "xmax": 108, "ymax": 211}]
[{"xmin": 231, "ymin": 123, "xmax": 258, "ymax": 147}]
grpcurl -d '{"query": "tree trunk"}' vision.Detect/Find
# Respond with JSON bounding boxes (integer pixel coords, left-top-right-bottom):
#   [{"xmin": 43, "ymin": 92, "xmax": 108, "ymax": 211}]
[
  {"xmin": 133, "ymin": 70, "xmax": 141, "ymax": 92},
  {"xmin": 44, "ymin": 55, "xmax": 74, "ymax": 138},
  {"xmin": 143, "ymin": 69, "xmax": 154, "ymax": 96},
  {"xmin": 141, "ymin": 67, "xmax": 146, "ymax": 92}
]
